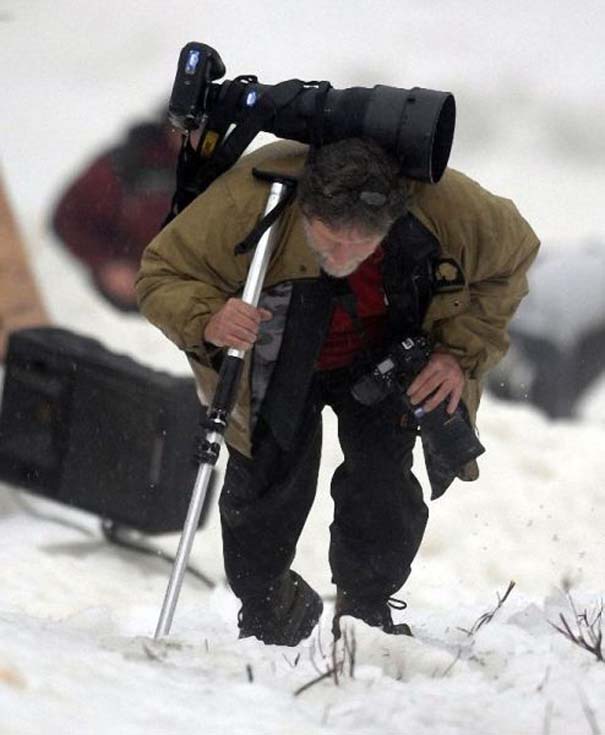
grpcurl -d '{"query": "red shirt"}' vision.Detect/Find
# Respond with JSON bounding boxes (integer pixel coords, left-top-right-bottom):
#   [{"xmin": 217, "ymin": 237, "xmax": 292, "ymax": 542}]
[{"xmin": 317, "ymin": 246, "xmax": 387, "ymax": 370}]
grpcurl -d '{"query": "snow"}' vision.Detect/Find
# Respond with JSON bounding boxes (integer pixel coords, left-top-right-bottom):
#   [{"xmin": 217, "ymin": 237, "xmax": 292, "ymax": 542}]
[{"xmin": 1, "ymin": 2, "xmax": 605, "ymax": 734}]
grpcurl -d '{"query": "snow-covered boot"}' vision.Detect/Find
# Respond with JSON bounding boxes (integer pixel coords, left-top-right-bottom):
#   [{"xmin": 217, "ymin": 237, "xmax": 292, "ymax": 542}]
[
  {"xmin": 332, "ymin": 588, "xmax": 412, "ymax": 640},
  {"xmin": 237, "ymin": 570, "xmax": 323, "ymax": 646}
]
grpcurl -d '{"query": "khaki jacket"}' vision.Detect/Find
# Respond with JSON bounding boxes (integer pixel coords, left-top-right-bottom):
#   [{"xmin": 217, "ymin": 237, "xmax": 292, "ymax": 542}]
[{"xmin": 136, "ymin": 141, "xmax": 540, "ymax": 468}]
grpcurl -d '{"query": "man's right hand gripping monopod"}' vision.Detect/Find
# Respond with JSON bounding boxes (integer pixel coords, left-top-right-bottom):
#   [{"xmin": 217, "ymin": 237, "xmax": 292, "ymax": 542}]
[{"xmin": 351, "ymin": 335, "xmax": 485, "ymax": 499}]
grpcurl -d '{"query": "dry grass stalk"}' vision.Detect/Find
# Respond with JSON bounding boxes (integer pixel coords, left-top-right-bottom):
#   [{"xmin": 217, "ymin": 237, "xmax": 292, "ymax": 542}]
[
  {"xmin": 294, "ymin": 626, "xmax": 357, "ymax": 696},
  {"xmin": 550, "ymin": 596, "xmax": 604, "ymax": 664},
  {"xmin": 459, "ymin": 580, "xmax": 516, "ymax": 637}
]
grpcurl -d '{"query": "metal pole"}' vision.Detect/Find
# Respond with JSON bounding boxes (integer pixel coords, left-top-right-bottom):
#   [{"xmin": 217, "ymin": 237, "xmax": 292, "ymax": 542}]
[{"xmin": 154, "ymin": 180, "xmax": 287, "ymax": 639}]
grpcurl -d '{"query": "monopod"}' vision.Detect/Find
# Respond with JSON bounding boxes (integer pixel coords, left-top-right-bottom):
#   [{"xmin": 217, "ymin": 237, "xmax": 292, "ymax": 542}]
[{"xmin": 154, "ymin": 177, "xmax": 292, "ymax": 639}]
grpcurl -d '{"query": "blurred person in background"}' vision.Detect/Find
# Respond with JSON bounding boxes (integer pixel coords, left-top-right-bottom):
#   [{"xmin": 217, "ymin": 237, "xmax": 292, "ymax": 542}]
[
  {"xmin": 50, "ymin": 113, "xmax": 179, "ymax": 312},
  {"xmin": 487, "ymin": 242, "xmax": 605, "ymax": 419}
]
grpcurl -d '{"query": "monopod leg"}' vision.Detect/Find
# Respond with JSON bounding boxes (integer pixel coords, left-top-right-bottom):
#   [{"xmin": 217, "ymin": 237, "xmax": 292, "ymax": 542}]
[
  {"xmin": 153, "ymin": 180, "xmax": 288, "ymax": 639},
  {"xmin": 154, "ymin": 458, "xmax": 219, "ymax": 638}
]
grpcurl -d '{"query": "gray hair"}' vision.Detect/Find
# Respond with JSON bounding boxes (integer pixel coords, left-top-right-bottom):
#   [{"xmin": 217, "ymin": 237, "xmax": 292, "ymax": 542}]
[{"xmin": 297, "ymin": 138, "xmax": 408, "ymax": 234}]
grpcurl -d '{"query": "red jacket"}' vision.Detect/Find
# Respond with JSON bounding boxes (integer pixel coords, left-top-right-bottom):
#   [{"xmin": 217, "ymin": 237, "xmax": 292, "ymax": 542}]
[{"xmin": 51, "ymin": 122, "xmax": 177, "ymax": 271}]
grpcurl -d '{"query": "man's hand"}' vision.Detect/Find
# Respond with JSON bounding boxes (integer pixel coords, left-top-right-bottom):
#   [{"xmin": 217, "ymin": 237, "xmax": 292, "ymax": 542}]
[
  {"xmin": 406, "ymin": 348, "xmax": 465, "ymax": 415},
  {"xmin": 204, "ymin": 298, "xmax": 272, "ymax": 351}
]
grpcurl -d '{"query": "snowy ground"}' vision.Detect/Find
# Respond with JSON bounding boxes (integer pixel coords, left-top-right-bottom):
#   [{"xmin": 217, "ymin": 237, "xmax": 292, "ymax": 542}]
[
  {"xmin": 2, "ymin": 3, "xmax": 605, "ymax": 734},
  {"xmin": 2, "ymin": 401, "xmax": 605, "ymax": 735}
]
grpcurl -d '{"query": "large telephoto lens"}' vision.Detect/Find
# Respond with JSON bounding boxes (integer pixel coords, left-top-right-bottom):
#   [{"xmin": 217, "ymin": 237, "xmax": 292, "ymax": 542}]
[
  {"xmin": 220, "ymin": 81, "xmax": 455, "ymax": 183},
  {"xmin": 359, "ymin": 85, "xmax": 455, "ymax": 184}
]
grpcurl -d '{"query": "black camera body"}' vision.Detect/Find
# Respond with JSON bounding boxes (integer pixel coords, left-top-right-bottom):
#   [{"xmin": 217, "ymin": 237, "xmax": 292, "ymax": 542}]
[
  {"xmin": 168, "ymin": 41, "xmax": 456, "ymax": 185},
  {"xmin": 351, "ymin": 335, "xmax": 485, "ymax": 499},
  {"xmin": 168, "ymin": 43, "xmax": 226, "ymax": 132},
  {"xmin": 351, "ymin": 335, "xmax": 433, "ymax": 407}
]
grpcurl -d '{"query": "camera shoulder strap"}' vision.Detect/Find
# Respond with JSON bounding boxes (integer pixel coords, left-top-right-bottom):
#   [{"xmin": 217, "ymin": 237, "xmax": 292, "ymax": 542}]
[
  {"xmin": 382, "ymin": 213, "xmax": 439, "ymax": 336},
  {"xmin": 196, "ymin": 81, "xmax": 307, "ymax": 196},
  {"xmin": 163, "ymin": 80, "xmax": 309, "ymax": 227},
  {"xmin": 234, "ymin": 169, "xmax": 298, "ymax": 255}
]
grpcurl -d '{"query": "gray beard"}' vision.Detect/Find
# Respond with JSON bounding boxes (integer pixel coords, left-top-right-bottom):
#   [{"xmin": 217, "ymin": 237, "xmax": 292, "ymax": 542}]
[{"xmin": 315, "ymin": 253, "xmax": 364, "ymax": 278}]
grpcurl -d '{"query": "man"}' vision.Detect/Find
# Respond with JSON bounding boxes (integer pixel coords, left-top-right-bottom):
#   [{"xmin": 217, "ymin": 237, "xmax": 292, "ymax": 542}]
[
  {"xmin": 136, "ymin": 138, "xmax": 539, "ymax": 646},
  {"xmin": 51, "ymin": 117, "xmax": 178, "ymax": 311}
]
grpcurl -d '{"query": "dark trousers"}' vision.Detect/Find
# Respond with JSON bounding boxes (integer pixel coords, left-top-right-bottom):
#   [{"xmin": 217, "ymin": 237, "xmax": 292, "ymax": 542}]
[{"xmin": 219, "ymin": 367, "xmax": 429, "ymax": 600}]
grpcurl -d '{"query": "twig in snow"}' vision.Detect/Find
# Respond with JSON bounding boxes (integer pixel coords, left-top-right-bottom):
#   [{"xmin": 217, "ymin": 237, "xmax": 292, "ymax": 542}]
[
  {"xmin": 308, "ymin": 640, "xmax": 324, "ymax": 676},
  {"xmin": 331, "ymin": 637, "xmax": 340, "ymax": 686},
  {"xmin": 281, "ymin": 652, "xmax": 301, "ymax": 669},
  {"xmin": 550, "ymin": 596, "xmax": 604, "ymax": 664},
  {"xmin": 342, "ymin": 627, "xmax": 357, "ymax": 679},
  {"xmin": 293, "ymin": 668, "xmax": 337, "ymax": 696},
  {"xmin": 458, "ymin": 581, "xmax": 516, "ymax": 637},
  {"xmin": 440, "ymin": 646, "xmax": 463, "ymax": 678},
  {"xmin": 536, "ymin": 664, "xmax": 551, "ymax": 693},
  {"xmin": 294, "ymin": 629, "xmax": 356, "ymax": 696},
  {"xmin": 316, "ymin": 622, "xmax": 326, "ymax": 660}
]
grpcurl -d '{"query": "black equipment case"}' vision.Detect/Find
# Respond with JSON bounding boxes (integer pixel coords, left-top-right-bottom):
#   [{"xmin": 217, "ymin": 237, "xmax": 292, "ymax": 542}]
[{"xmin": 0, "ymin": 327, "xmax": 206, "ymax": 534}]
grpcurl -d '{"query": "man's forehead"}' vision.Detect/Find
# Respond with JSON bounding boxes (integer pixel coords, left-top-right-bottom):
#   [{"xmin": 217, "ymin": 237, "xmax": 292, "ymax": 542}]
[{"xmin": 304, "ymin": 218, "xmax": 381, "ymax": 246}]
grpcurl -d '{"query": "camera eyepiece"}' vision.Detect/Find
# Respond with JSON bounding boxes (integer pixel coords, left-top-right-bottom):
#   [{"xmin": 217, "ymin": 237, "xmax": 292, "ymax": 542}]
[{"xmin": 169, "ymin": 43, "xmax": 226, "ymax": 131}]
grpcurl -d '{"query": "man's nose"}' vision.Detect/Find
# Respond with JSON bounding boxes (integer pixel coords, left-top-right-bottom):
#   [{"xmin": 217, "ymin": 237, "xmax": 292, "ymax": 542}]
[{"xmin": 329, "ymin": 244, "xmax": 350, "ymax": 265}]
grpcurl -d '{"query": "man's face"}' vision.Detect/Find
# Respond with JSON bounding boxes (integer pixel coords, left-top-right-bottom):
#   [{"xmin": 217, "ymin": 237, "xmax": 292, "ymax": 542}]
[{"xmin": 303, "ymin": 218, "xmax": 384, "ymax": 278}]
